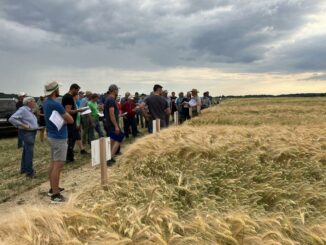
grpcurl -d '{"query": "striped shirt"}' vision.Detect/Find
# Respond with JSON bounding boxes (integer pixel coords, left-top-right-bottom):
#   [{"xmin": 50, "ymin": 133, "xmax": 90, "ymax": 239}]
[{"xmin": 9, "ymin": 106, "xmax": 38, "ymax": 129}]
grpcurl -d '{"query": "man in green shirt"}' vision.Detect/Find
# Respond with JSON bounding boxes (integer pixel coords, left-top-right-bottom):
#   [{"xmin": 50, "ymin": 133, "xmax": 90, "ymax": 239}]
[{"xmin": 87, "ymin": 93, "xmax": 104, "ymax": 141}]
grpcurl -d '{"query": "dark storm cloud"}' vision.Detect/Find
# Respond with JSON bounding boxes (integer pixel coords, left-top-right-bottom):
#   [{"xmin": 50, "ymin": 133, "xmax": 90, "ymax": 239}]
[
  {"xmin": 280, "ymin": 34, "xmax": 326, "ymax": 72},
  {"xmin": 249, "ymin": 33, "xmax": 326, "ymax": 73},
  {"xmin": 190, "ymin": 1, "xmax": 319, "ymax": 63},
  {"xmin": 0, "ymin": 0, "xmax": 324, "ymax": 73}
]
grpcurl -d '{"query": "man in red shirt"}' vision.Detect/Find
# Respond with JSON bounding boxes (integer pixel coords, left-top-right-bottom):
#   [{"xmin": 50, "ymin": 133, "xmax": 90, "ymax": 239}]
[{"xmin": 122, "ymin": 95, "xmax": 138, "ymax": 138}]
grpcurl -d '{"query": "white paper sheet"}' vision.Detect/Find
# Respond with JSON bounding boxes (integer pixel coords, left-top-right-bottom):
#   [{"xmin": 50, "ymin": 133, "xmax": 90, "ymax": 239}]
[
  {"xmin": 91, "ymin": 139, "xmax": 100, "ymax": 166},
  {"xmin": 91, "ymin": 138, "xmax": 111, "ymax": 167},
  {"xmin": 98, "ymin": 112, "xmax": 104, "ymax": 117},
  {"xmin": 188, "ymin": 99, "xmax": 197, "ymax": 107},
  {"xmin": 81, "ymin": 109, "xmax": 91, "ymax": 115},
  {"xmin": 79, "ymin": 106, "xmax": 89, "ymax": 111},
  {"xmin": 49, "ymin": 110, "xmax": 64, "ymax": 131}
]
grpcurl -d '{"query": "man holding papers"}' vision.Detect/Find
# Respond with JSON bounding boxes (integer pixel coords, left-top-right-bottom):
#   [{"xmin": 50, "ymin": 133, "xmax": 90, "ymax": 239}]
[
  {"xmin": 87, "ymin": 93, "xmax": 104, "ymax": 141},
  {"xmin": 44, "ymin": 81, "xmax": 74, "ymax": 203},
  {"xmin": 61, "ymin": 83, "xmax": 86, "ymax": 163}
]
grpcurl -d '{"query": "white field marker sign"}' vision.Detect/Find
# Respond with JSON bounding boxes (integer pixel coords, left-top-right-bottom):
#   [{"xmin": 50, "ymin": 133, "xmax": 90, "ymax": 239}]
[
  {"xmin": 91, "ymin": 138, "xmax": 112, "ymax": 166},
  {"xmin": 152, "ymin": 119, "xmax": 161, "ymax": 133},
  {"xmin": 174, "ymin": 111, "xmax": 179, "ymax": 125},
  {"xmin": 153, "ymin": 119, "xmax": 157, "ymax": 133},
  {"xmin": 91, "ymin": 139, "xmax": 100, "ymax": 167}
]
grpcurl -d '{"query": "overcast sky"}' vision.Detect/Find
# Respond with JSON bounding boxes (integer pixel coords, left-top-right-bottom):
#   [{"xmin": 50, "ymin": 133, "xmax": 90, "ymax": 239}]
[{"xmin": 0, "ymin": 0, "xmax": 325, "ymax": 96}]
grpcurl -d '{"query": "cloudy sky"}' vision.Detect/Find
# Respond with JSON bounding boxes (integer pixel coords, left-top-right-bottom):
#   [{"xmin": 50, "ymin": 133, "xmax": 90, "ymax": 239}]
[{"xmin": 0, "ymin": 0, "xmax": 325, "ymax": 96}]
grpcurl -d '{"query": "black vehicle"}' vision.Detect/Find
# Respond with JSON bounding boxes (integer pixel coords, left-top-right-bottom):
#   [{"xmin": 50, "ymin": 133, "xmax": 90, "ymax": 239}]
[{"xmin": 0, "ymin": 98, "xmax": 18, "ymax": 136}]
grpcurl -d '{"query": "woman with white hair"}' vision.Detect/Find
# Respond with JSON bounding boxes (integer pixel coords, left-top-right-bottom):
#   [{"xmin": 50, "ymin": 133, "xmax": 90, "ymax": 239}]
[{"xmin": 9, "ymin": 96, "xmax": 38, "ymax": 177}]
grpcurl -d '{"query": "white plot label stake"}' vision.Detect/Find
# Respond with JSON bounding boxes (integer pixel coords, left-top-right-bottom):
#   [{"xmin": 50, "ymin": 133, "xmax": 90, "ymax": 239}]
[{"xmin": 174, "ymin": 111, "xmax": 179, "ymax": 125}]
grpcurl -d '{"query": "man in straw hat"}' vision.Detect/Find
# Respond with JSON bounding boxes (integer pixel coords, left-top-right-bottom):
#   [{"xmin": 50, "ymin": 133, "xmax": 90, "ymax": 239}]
[
  {"xmin": 43, "ymin": 81, "xmax": 74, "ymax": 203},
  {"xmin": 190, "ymin": 88, "xmax": 201, "ymax": 117}
]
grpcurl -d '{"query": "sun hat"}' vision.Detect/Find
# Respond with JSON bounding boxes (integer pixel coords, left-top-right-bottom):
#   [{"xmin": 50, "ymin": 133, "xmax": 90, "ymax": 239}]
[
  {"xmin": 44, "ymin": 81, "xmax": 59, "ymax": 96},
  {"xmin": 191, "ymin": 88, "xmax": 199, "ymax": 93},
  {"xmin": 19, "ymin": 92, "xmax": 27, "ymax": 97}
]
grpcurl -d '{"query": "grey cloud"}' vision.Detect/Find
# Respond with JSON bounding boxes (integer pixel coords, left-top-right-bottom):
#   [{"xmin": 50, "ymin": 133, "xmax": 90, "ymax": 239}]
[
  {"xmin": 302, "ymin": 74, "xmax": 326, "ymax": 81},
  {"xmin": 191, "ymin": 0, "xmax": 319, "ymax": 63},
  {"xmin": 0, "ymin": 0, "xmax": 325, "ymax": 74},
  {"xmin": 249, "ymin": 34, "xmax": 326, "ymax": 73},
  {"xmin": 282, "ymin": 34, "xmax": 326, "ymax": 72}
]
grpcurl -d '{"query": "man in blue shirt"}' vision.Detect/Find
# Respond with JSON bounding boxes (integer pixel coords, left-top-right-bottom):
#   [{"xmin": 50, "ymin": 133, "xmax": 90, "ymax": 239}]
[
  {"xmin": 9, "ymin": 96, "xmax": 38, "ymax": 177},
  {"xmin": 44, "ymin": 81, "xmax": 74, "ymax": 203},
  {"xmin": 104, "ymin": 84, "xmax": 124, "ymax": 166}
]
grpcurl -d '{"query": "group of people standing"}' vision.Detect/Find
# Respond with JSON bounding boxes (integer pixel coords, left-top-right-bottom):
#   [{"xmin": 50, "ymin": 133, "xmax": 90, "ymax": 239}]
[{"xmin": 8, "ymin": 82, "xmax": 213, "ymax": 203}]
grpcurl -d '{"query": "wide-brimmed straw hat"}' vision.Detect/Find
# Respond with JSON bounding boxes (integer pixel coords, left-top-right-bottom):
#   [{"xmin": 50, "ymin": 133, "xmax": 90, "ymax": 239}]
[
  {"xmin": 191, "ymin": 88, "xmax": 199, "ymax": 93},
  {"xmin": 44, "ymin": 81, "xmax": 59, "ymax": 96}
]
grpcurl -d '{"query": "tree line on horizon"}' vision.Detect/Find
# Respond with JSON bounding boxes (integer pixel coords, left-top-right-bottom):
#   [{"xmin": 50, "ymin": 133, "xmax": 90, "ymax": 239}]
[{"xmin": 0, "ymin": 92, "xmax": 325, "ymax": 99}]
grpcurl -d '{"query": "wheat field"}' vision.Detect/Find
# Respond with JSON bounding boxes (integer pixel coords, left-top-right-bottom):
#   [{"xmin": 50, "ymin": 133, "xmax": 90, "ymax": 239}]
[{"xmin": 0, "ymin": 97, "xmax": 325, "ymax": 244}]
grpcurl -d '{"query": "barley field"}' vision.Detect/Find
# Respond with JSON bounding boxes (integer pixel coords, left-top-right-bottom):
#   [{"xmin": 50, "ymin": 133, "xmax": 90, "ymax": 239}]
[{"xmin": 0, "ymin": 97, "xmax": 325, "ymax": 244}]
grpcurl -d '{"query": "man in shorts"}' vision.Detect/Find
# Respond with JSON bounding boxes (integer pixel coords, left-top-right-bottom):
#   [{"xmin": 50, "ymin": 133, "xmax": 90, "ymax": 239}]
[
  {"xmin": 43, "ymin": 81, "xmax": 74, "ymax": 203},
  {"xmin": 104, "ymin": 84, "xmax": 125, "ymax": 166}
]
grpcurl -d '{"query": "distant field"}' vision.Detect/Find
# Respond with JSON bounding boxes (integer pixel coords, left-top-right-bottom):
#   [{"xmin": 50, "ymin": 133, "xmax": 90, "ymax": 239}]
[{"xmin": 0, "ymin": 97, "xmax": 325, "ymax": 245}]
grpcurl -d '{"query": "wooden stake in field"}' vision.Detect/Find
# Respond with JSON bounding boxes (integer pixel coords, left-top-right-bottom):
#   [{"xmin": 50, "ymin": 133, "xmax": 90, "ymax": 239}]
[
  {"xmin": 156, "ymin": 119, "xmax": 161, "ymax": 132},
  {"xmin": 99, "ymin": 137, "xmax": 108, "ymax": 185},
  {"xmin": 91, "ymin": 137, "xmax": 110, "ymax": 185}
]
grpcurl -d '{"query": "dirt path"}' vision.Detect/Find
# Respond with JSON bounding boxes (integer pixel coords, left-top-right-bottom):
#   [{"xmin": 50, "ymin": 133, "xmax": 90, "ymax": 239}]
[
  {"xmin": 0, "ymin": 159, "xmax": 115, "ymax": 213},
  {"xmin": 0, "ymin": 130, "xmax": 146, "ymax": 214}
]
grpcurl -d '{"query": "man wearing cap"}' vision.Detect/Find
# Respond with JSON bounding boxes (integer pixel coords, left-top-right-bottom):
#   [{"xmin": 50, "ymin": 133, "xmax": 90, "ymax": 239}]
[
  {"xmin": 143, "ymin": 84, "xmax": 171, "ymax": 133},
  {"xmin": 104, "ymin": 84, "xmax": 125, "ymax": 165},
  {"xmin": 9, "ymin": 97, "xmax": 38, "ymax": 177},
  {"xmin": 43, "ymin": 81, "xmax": 74, "ymax": 203},
  {"xmin": 62, "ymin": 83, "xmax": 86, "ymax": 162}
]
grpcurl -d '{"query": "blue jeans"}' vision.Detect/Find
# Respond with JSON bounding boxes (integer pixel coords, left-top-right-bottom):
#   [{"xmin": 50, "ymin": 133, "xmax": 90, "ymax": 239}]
[
  {"xmin": 17, "ymin": 129, "xmax": 24, "ymax": 148},
  {"xmin": 21, "ymin": 130, "xmax": 36, "ymax": 175},
  {"xmin": 124, "ymin": 117, "xmax": 138, "ymax": 137}
]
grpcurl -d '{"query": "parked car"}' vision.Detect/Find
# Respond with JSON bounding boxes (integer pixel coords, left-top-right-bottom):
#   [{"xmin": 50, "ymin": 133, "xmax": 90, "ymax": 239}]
[{"xmin": 0, "ymin": 98, "xmax": 18, "ymax": 136}]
